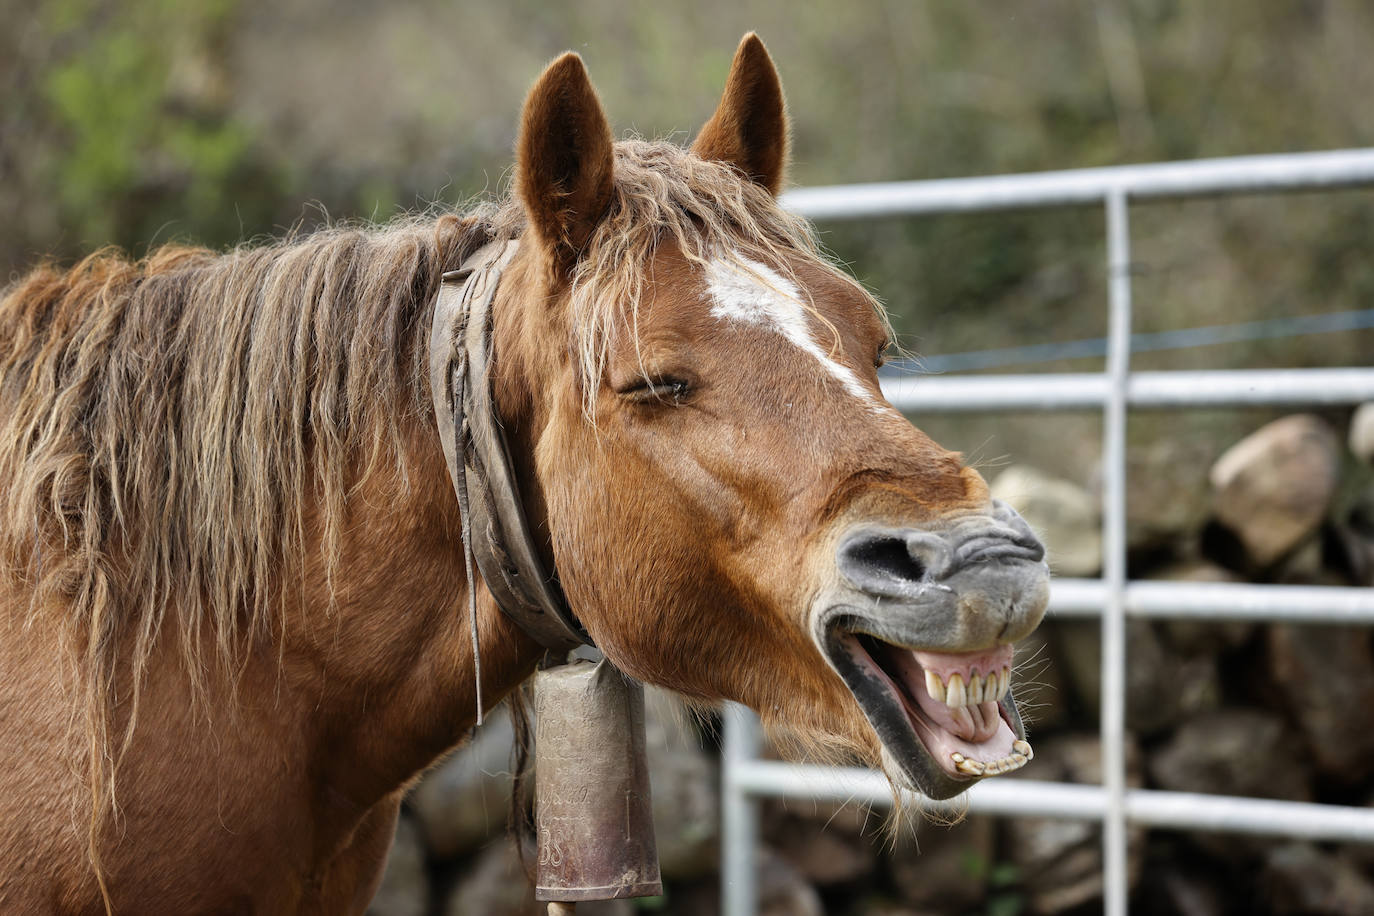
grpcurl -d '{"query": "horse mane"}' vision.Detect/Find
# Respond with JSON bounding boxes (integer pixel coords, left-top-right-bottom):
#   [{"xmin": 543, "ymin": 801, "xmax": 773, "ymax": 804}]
[
  {"xmin": 0, "ymin": 139, "xmax": 876, "ymax": 850},
  {"xmin": 3, "ymin": 211, "xmax": 481, "ymax": 675}
]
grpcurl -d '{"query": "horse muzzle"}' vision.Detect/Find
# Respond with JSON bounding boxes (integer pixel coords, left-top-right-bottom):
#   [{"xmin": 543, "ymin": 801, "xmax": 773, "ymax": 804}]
[{"xmin": 812, "ymin": 500, "xmax": 1051, "ymax": 800}]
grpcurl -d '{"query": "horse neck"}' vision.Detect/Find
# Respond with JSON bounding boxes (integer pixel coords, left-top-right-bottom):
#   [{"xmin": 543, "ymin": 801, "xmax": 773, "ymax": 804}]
[{"xmin": 283, "ymin": 412, "xmax": 542, "ymax": 811}]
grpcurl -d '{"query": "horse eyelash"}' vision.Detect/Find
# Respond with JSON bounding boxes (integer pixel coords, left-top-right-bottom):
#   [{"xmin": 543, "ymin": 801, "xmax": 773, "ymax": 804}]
[{"xmin": 620, "ymin": 376, "xmax": 692, "ymax": 404}]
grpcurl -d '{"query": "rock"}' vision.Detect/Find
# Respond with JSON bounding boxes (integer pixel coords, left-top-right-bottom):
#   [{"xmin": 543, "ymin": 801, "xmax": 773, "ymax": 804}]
[
  {"xmin": 443, "ymin": 841, "xmax": 536, "ymax": 916},
  {"xmin": 1049, "ymin": 620, "xmax": 1101, "ymax": 721},
  {"xmin": 757, "ymin": 848, "xmax": 825, "ymax": 916},
  {"xmin": 1153, "ymin": 869, "xmax": 1224, "ymax": 916},
  {"xmin": 443, "ymin": 840, "xmax": 632, "ymax": 916},
  {"xmin": 770, "ymin": 814, "xmax": 875, "ymax": 887},
  {"xmin": 1350, "ymin": 402, "xmax": 1374, "ymax": 465},
  {"xmin": 1148, "ymin": 709, "xmax": 1312, "ymax": 802},
  {"xmin": 991, "ymin": 465, "xmax": 1102, "ymax": 576},
  {"xmin": 887, "ymin": 815, "xmax": 995, "ymax": 913},
  {"xmin": 1261, "ymin": 842, "xmax": 1374, "ymax": 915},
  {"xmin": 367, "ymin": 812, "xmax": 428, "ymax": 916},
  {"xmin": 1008, "ymin": 731, "xmax": 1143, "ymax": 788},
  {"xmin": 1340, "ymin": 805, "xmax": 1374, "ymax": 873},
  {"xmin": 644, "ymin": 687, "xmax": 720, "ymax": 880},
  {"xmin": 1123, "ymin": 435, "xmax": 1216, "ymax": 556},
  {"xmin": 1002, "ymin": 734, "xmax": 1145, "ymax": 914},
  {"xmin": 1325, "ymin": 519, "xmax": 1374, "ymax": 587},
  {"xmin": 1054, "ymin": 619, "xmax": 1212, "ymax": 737},
  {"xmin": 1209, "ymin": 414, "xmax": 1340, "ymax": 568},
  {"xmin": 1268, "ymin": 625, "xmax": 1374, "ymax": 782},
  {"xmin": 1149, "ymin": 560, "xmax": 1254, "ymax": 655},
  {"xmin": 410, "ymin": 705, "xmax": 516, "ymax": 861},
  {"xmin": 1119, "ymin": 623, "xmax": 1179, "ymax": 736},
  {"xmin": 764, "ymin": 792, "xmax": 878, "ymax": 888},
  {"xmin": 1275, "ymin": 534, "xmax": 1348, "ymax": 586},
  {"xmin": 668, "ymin": 847, "xmax": 823, "ymax": 916},
  {"xmin": 849, "ymin": 904, "xmax": 939, "ymax": 916}
]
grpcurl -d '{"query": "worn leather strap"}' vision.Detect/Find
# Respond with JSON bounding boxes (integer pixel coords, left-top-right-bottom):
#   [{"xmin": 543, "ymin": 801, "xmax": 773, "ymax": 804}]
[{"xmin": 429, "ymin": 239, "xmax": 587, "ymax": 654}]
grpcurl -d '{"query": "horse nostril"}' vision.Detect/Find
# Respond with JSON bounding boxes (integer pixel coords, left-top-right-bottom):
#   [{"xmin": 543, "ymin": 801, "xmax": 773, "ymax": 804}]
[
  {"xmin": 836, "ymin": 530, "xmax": 951, "ymax": 598},
  {"xmin": 853, "ymin": 536, "xmax": 926, "ymax": 580}
]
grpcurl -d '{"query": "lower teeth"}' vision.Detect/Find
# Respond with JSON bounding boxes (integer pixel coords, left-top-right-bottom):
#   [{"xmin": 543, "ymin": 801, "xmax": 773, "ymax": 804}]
[{"xmin": 950, "ymin": 740, "xmax": 1034, "ymax": 778}]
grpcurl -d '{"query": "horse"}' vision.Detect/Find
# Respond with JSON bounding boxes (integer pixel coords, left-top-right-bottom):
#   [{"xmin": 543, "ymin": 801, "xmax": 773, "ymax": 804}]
[{"xmin": 0, "ymin": 34, "xmax": 1049, "ymax": 913}]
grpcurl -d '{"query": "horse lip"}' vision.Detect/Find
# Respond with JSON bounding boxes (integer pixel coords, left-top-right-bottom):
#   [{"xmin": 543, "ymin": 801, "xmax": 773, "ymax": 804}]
[{"xmin": 814, "ymin": 606, "xmax": 1029, "ymax": 801}]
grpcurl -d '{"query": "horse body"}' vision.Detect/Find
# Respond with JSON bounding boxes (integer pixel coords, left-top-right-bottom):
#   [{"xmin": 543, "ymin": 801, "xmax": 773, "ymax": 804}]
[
  {"xmin": 0, "ymin": 409, "xmax": 540, "ymax": 911},
  {"xmin": 0, "ymin": 35, "xmax": 1049, "ymax": 913}
]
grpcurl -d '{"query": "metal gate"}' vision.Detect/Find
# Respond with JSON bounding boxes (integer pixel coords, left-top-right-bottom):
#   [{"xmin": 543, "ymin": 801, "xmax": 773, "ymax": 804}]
[{"xmin": 720, "ymin": 149, "xmax": 1374, "ymax": 916}]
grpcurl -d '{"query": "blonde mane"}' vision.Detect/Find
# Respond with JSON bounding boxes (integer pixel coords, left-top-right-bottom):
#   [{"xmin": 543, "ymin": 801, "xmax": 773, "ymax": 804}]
[{"xmin": 0, "ymin": 139, "xmax": 877, "ymax": 862}]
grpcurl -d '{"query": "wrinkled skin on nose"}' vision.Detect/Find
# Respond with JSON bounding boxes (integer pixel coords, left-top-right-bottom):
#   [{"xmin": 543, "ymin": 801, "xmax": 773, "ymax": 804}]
[{"xmin": 834, "ymin": 502, "xmax": 1048, "ymax": 649}]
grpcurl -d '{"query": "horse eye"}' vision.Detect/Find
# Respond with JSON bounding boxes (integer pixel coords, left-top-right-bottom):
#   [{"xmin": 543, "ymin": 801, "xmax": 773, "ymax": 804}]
[
  {"xmin": 875, "ymin": 341, "xmax": 892, "ymax": 369},
  {"xmin": 620, "ymin": 376, "xmax": 692, "ymax": 406}
]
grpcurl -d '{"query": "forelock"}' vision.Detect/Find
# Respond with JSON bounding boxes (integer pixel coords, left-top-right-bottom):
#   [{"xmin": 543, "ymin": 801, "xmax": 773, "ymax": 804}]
[{"xmin": 562, "ymin": 139, "xmax": 885, "ymax": 419}]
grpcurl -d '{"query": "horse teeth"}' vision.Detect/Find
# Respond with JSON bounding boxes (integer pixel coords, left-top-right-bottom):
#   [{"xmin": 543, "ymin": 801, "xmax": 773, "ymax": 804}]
[
  {"xmin": 957, "ymin": 750, "xmax": 1031, "ymax": 779},
  {"xmin": 946, "ymin": 673, "xmax": 966, "ymax": 708},
  {"xmin": 925, "ymin": 670, "xmax": 946, "ymax": 703},
  {"xmin": 1013, "ymin": 739, "xmax": 1033, "ymax": 760},
  {"xmin": 951, "ymin": 706, "xmax": 974, "ymax": 735},
  {"xmin": 935, "ymin": 665, "xmax": 1013, "ymax": 709},
  {"xmin": 953, "ymin": 755, "xmax": 985, "ymax": 776}
]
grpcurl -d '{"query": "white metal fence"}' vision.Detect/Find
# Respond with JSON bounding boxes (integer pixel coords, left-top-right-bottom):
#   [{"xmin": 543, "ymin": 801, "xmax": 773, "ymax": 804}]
[{"xmin": 720, "ymin": 149, "xmax": 1374, "ymax": 916}]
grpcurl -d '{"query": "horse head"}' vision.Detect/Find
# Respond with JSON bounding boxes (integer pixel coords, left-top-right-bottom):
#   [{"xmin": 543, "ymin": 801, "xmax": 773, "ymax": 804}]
[{"xmin": 491, "ymin": 35, "xmax": 1050, "ymax": 801}]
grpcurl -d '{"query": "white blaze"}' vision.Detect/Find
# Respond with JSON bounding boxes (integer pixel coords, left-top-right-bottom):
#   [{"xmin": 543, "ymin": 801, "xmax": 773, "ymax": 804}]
[{"xmin": 704, "ymin": 253, "xmax": 881, "ymax": 410}]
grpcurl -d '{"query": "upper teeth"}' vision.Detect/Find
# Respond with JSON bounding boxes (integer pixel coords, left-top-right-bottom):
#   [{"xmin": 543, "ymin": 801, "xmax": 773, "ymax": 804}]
[{"xmin": 925, "ymin": 666, "xmax": 1011, "ymax": 708}]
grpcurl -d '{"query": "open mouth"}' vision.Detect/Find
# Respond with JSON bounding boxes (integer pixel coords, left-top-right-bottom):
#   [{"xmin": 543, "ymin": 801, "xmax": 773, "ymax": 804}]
[{"xmin": 823, "ymin": 623, "xmax": 1032, "ymax": 796}]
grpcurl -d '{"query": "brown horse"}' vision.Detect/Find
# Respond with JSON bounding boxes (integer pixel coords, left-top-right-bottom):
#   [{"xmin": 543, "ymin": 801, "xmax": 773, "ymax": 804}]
[{"xmin": 0, "ymin": 34, "xmax": 1049, "ymax": 914}]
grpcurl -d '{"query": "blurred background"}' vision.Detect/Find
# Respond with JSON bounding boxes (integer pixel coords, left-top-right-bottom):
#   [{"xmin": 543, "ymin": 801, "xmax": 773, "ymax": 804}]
[{"xmin": 4, "ymin": 0, "xmax": 1373, "ymax": 913}]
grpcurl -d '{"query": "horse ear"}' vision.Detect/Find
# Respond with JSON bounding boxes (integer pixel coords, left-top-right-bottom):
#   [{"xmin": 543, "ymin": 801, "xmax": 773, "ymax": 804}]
[
  {"xmin": 692, "ymin": 33, "xmax": 788, "ymax": 196},
  {"xmin": 516, "ymin": 52, "xmax": 615, "ymax": 265}
]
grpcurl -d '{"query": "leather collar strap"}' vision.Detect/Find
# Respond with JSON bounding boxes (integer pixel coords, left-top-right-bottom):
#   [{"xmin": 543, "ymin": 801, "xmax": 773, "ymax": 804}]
[{"xmin": 429, "ymin": 239, "xmax": 588, "ymax": 668}]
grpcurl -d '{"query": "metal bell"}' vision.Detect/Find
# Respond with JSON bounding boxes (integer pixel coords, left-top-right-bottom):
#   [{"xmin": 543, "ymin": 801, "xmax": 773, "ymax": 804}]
[{"xmin": 533, "ymin": 658, "xmax": 662, "ymax": 903}]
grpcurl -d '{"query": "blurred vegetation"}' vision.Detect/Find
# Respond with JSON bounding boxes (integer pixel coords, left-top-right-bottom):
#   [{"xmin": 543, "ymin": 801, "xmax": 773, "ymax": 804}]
[{"xmin": 2, "ymin": 0, "xmax": 1372, "ymax": 478}]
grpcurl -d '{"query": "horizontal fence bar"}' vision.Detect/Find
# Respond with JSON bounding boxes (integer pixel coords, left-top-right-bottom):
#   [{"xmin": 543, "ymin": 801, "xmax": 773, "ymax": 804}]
[
  {"xmin": 889, "ymin": 308, "xmax": 1374, "ymax": 374},
  {"xmin": 880, "ymin": 367, "xmax": 1374, "ymax": 412},
  {"xmin": 1047, "ymin": 579, "xmax": 1374, "ymax": 624},
  {"xmin": 783, "ymin": 149, "xmax": 1374, "ymax": 219},
  {"xmin": 728, "ymin": 760, "xmax": 1374, "ymax": 844}
]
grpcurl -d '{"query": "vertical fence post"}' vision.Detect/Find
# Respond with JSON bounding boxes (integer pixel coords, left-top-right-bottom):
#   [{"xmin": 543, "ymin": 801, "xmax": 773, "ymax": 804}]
[
  {"xmin": 1102, "ymin": 187, "xmax": 1133, "ymax": 916},
  {"xmin": 722, "ymin": 702, "xmax": 762, "ymax": 916}
]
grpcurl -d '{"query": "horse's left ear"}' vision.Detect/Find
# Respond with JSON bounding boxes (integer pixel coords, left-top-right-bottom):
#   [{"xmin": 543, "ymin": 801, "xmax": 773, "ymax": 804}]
[
  {"xmin": 517, "ymin": 52, "xmax": 616, "ymax": 266},
  {"xmin": 692, "ymin": 33, "xmax": 788, "ymax": 196}
]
